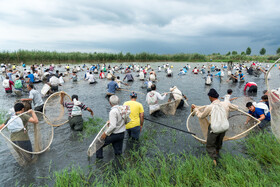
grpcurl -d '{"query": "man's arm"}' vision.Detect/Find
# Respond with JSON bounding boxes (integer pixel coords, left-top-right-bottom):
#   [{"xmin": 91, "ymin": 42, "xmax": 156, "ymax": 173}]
[
  {"xmin": 27, "ymin": 110, "xmax": 39, "ymax": 124},
  {"xmin": 0, "ymin": 123, "xmax": 4, "ymax": 130},
  {"xmin": 102, "ymin": 111, "xmax": 117, "ymax": 139},
  {"xmin": 244, "ymin": 84, "xmax": 248, "ymax": 91},
  {"xmin": 21, "ymin": 98, "xmax": 33, "ymax": 102},
  {"xmin": 86, "ymin": 107, "xmax": 94, "ymax": 116},
  {"xmin": 258, "ymin": 114, "xmax": 265, "ymax": 121},
  {"xmin": 139, "ymin": 112, "xmax": 144, "ymax": 131},
  {"xmin": 228, "ymin": 103, "xmax": 238, "ymax": 111},
  {"xmin": 192, "ymin": 105, "xmax": 212, "ymax": 119}
]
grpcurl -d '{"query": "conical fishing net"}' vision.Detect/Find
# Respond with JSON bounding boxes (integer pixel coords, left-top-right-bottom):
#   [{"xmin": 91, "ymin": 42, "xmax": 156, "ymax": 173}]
[
  {"xmin": 266, "ymin": 58, "xmax": 280, "ymax": 140},
  {"xmin": 160, "ymin": 99, "xmax": 181, "ymax": 115},
  {"xmin": 0, "ymin": 111, "xmax": 54, "ymax": 166},
  {"xmin": 231, "ymin": 96, "xmax": 254, "ymax": 111},
  {"xmin": 186, "ymin": 106, "xmax": 260, "ymax": 144},
  {"xmin": 43, "ymin": 91, "xmax": 72, "ymax": 127},
  {"xmin": 87, "ymin": 123, "xmax": 108, "ymax": 157}
]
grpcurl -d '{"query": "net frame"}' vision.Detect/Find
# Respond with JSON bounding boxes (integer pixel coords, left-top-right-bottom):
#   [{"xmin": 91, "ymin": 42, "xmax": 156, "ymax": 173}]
[
  {"xmin": 87, "ymin": 122, "xmax": 109, "ymax": 157},
  {"xmin": 186, "ymin": 106, "xmax": 260, "ymax": 144},
  {"xmin": 0, "ymin": 111, "xmax": 54, "ymax": 155},
  {"xmin": 265, "ymin": 58, "xmax": 280, "ymax": 140},
  {"xmin": 43, "ymin": 91, "xmax": 72, "ymax": 127}
]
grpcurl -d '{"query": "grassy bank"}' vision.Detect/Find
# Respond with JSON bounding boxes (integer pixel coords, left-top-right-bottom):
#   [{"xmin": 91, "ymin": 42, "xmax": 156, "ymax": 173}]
[
  {"xmin": 47, "ymin": 131, "xmax": 280, "ymax": 186},
  {"xmin": 1, "ymin": 50, "xmax": 279, "ymax": 64}
]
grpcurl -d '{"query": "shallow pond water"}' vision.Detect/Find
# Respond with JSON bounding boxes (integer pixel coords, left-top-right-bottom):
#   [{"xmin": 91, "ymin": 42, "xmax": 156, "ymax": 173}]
[{"xmin": 0, "ymin": 62, "xmax": 279, "ymax": 186}]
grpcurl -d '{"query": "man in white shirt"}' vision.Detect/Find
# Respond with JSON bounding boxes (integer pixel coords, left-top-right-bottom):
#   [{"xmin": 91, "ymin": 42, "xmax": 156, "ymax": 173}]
[
  {"xmin": 21, "ymin": 84, "xmax": 44, "ymax": 112},
  {"xmin": 49, "ymin": 74, "xmax": 61, "ymax": 92},
  {"xmin": 146, "ymin": 84, "xmax": 167, "ymax": 115},
  {"xmin": 96, "ymin": 95, "xmax": 126, "ymax": 159},
  {"xmin": 87, "ymin": 72, "xmax": 96, "ymax": 84},
  {"xmin": 192, "ymin": 88, "xmax": 238, "ymax": 166}
]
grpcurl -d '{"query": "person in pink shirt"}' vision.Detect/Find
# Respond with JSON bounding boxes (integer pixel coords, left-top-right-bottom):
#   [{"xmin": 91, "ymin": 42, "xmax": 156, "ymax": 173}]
[{"xmin": 244, "ymin": 82, "xmax": 257, "ymax": 93}]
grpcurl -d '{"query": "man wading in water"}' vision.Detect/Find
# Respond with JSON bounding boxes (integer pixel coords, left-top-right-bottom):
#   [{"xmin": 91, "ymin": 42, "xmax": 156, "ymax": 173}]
[
  {"xmin": 60, "ymin": 93, "xmax": 94, "ymax": 131},
  {"xmin": 191, "ymin": 88, "xmax": 238, "ymax": 166},
  {"xmin": 0, "ymin": 103, "xmax": 38, "ymax": 162}
]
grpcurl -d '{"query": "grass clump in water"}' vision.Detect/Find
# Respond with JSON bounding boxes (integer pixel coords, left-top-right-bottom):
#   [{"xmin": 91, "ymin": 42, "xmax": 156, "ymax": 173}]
[{"xmin": 78, "ymin": 117, "xmax": 104, "ymax": 141}]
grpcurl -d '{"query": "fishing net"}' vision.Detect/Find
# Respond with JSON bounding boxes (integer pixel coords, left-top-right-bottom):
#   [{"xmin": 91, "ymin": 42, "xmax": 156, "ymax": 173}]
[
  {"xmin": 231, "ymin": 96, "xmax": 254, "ymax": 111},
  {"xmin": 159, "ymin": 99, "xmax": 182, "ymax": 115},
  {"xmin": 43, "ymin": 91, "xmax": 72, "ymax": 127},
  {"xmin": 87, "ymin": 123, "xmax": 108, "ymax": 157},
  {"xmin": 0, "ymin": 111, "xmax": 54, "ymax": 166},
  {"xmin": 186, "ymin": 106, "xmax": 260, "ymax": 144},
  {"xmin": 266, "ymin": 58, "xmax": 280, "ymax": 140}
]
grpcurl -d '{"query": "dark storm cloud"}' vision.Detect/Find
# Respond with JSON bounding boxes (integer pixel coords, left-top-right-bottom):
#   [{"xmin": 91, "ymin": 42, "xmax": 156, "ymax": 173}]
[{"xmin": 0, "ymin": 0, "xmax": 279, "ymax": 54}]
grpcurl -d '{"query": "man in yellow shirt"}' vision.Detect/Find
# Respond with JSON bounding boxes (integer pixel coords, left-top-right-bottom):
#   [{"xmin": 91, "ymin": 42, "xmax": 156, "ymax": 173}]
[{"xmin": 124, "ymin": 92, "xmax": 144, "ymax": 140}]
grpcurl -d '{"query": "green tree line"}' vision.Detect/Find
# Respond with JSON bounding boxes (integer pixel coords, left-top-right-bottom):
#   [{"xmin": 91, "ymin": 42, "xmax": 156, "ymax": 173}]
[{"xmin": 0, "ymin": 49, "xmax": 279, "ymax": 64}]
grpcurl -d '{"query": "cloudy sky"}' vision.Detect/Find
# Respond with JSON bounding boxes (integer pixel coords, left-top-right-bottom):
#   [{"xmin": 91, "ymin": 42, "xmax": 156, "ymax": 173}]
[{"xmin": 0, "ymin": 0, "xmax": 279, "ymax": 55}]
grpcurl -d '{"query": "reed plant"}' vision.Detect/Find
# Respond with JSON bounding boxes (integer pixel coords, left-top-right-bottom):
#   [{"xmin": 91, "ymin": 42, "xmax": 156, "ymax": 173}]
[{"xmin": 0, "ymin": 50, "xmax": 279, "ymax": 64}]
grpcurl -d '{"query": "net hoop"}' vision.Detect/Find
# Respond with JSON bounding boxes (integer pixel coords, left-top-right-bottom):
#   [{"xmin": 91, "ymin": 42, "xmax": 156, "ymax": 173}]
[
  {"xmin": 265, "ymin": 58, "xmax": 280, "ymax": 91},
  {"xmin": 43, "ymin": 91, "xmax": 72, "ymax": 127},
  {"xmin": 87, "ymin": 122, "xmax": 109, "ymax": 157},
  {"xmin": 186, "ymin": 106, "xmax": 260, "ymax": 144},
  {"xmin": 0, "ymin": 111, "xmax": 54, "ymax": 155}
]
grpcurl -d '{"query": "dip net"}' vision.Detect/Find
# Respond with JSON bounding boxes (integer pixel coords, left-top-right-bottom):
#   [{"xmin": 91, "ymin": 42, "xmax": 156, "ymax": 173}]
[
  {"xmin": 231, "ymin": 96, "xmax": 254, "ymax": 111},
  {"xmin": 186, "ymin": 106, "xmax": 260, "ymax": 144},
  {"xmin": 43, "ymin": 91, "xmax": 72, "ymax": 127},
  {"xmin": 87, "ymin": 123, "xmax": 109, "ymax": 157},
  {"xmin": 266, "ymin": 58, "xmax": 280, "ymax": 140},
  {"xmin": 159, "ymin": 99, "xmax": 182, "ymax": 115},
  {"xmin": 0, "ymin": 111, "xmax": 54, "ymax": 166}
]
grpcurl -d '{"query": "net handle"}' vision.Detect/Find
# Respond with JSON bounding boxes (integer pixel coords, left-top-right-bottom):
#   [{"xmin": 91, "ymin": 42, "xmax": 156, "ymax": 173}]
[
  {"xmin": 0, "ymin": 111, "xmax": 54, "ymax": 155},
  {"xmin": 43, "ymin": 91, "xmax": 72, "ymax": 127},
  {"xmin": 265, "ymin": 58, "xmax": 280, "ymax": 91}
]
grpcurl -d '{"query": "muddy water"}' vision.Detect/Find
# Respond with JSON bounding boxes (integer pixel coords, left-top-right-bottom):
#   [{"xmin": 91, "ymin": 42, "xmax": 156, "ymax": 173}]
[{"xmin": 0, "ymin": 62, "xmax": 278, "ymax": 186}]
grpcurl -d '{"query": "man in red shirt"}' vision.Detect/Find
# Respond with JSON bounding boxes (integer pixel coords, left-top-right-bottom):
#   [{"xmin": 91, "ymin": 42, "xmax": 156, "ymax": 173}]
[
  {"xmin": 244, "ymin": 82, "xmax": 258, "ymax": 93},
  {"xmin": 3, "ymin": 76, "xmax": 14, "ymax": 93}
]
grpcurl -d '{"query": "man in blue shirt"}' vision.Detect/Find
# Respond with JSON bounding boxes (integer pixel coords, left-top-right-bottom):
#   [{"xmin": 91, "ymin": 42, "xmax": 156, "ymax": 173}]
[
  {"xmin": 239, "ymin": 70, "xmax": 245, "ymax": 81},
  {"xmin": 27, "ymin": 72, "xmax": 35, "ymax": 83},
  {"xmin": 106, "ymin": 77, "xmax": 119, "ymax": 98},
  {"xmin": 245, "ymin": 102, "xmax": 270, "ymax": 129}
]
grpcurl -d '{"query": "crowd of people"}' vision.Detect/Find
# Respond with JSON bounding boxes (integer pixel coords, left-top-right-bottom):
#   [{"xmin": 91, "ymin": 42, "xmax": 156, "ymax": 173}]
[{"xmin": 0, "ymin": 61, "xmax": 277, "ymax": 166}]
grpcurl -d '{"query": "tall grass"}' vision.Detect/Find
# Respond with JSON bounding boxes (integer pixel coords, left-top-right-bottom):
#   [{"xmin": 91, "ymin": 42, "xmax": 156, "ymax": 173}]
[
  {"xmin": 49, "ymin": 131, "xmax": 280, "ymax": 186},
  {"xmin": 0, "ymin": 50, "xmax": 279, "ymax": 64}
]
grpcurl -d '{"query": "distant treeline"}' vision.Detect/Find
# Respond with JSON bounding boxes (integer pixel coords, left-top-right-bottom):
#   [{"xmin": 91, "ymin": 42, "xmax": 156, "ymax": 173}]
[{"xmin": 0, "ymin": 50, "xmax": 279, "ymax": 64}]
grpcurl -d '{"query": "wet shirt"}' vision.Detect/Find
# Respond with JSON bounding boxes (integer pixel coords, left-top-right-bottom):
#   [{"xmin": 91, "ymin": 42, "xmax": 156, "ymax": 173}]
[
  {"xmin": 5, "ymin": 114, "xmax": 31, "ymax": 141},
  {"xmin": 49, "ymin": 76, "xmax": 60, "ymax": 86},
  {"xmin": 124, "ymin": 73, "xmax": 134, "ymax": 81},
  {"xmin": 27, "ymin": 74, "xmax": 35, "ymax": 83},
  {"xmin": 63, "ymin": 102, "xmax": 88, "ymax": 117},
  {"xmin": 107, "ymin": 81, "xmax": 119, "ymax": 94},
  {"xmin": 7, "ymin": 72, "xmax": 13, "ymax": 81},
  {"xmin": 249, "ymin": 107, "xmax": 271, "ymax": 121},
  {"xmin": 4, "ymin": 80, "xmax": 14, "ymax": 91},
  {"xmin": 124, "ymin": 101, "xmax": 144, "ymax": 129},
  {"xmin": 244, "ymin": 82, "xmax": 257, "ymax": 91},
  {"xmin": 105, "ymin": 105, "xmax": 126, "ymax": 135},
  {"xmin": 29, "ymin": 89, "xmax": 44, "ymax": 107}
]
